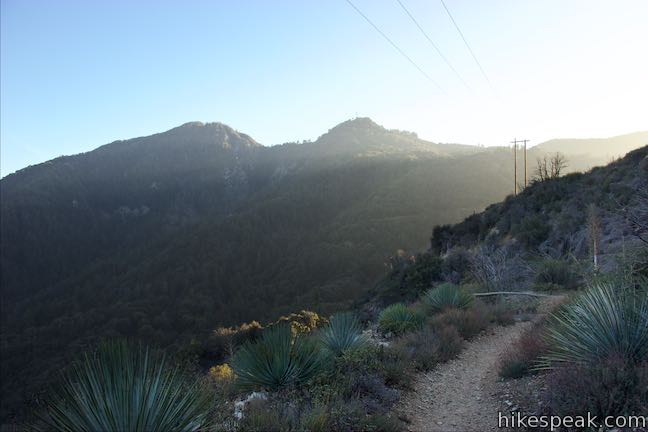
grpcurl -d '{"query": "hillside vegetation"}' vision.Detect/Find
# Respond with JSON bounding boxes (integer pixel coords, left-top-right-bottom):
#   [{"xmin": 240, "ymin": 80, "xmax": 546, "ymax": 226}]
[
  {"xmin": 1, "ymin": 119, "xmax": 645, "ymax": 421},
  {"xmin": 371, "ymin": 146, "xmax": 647, "ymax": 305}
]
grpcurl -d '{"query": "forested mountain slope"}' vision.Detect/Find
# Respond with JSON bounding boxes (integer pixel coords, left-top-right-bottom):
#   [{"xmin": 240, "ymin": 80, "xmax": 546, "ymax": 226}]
[{"xmin": 0, "ymin": 118, "xmax": 645, "ymax": 420}]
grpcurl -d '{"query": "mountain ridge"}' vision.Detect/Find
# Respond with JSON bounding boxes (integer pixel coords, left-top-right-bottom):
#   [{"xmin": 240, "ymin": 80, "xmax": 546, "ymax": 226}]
[
  {"xmin": 5, "ymin": 118, "xmax": 647, "ymax": 181},
  {"xmin": 532, "ymin": 130, "xmax": 648, "ymax": 159},
  {"xmin": 1, "ymin": 118, "xmax": 647, "ymax": 421}
]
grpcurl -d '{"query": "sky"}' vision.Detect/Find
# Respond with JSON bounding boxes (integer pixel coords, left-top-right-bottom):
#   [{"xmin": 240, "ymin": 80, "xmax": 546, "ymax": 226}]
[{"xmin": 1, "ymin": 0, "xmax": 647, "ymax": 176}]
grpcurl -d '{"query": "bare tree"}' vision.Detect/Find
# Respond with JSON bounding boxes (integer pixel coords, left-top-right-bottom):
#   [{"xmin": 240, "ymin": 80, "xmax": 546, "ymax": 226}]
[
  {"xmin": 535, "ymin": 156, "xmax": 549, "ymax": 181},
  {"xmin": 624, "ymin": 186, "xmax": 648, "ymax": 245},
  {"xmin": 535, "ymin": 152, "xmax": 568, "ymax": 181},
  {"xmin": 470, "ymin": 245, "xmax": 531, "ymax": 292},
  {"xmin": 551, "ymin": 152, "xmax": 568, "ymax": 177}
]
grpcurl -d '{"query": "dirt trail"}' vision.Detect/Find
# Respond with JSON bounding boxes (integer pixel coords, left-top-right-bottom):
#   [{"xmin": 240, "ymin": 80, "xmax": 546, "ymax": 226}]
[{"xmin": 398, "ymin": 321, "xmax": 532, "ymax": 432}]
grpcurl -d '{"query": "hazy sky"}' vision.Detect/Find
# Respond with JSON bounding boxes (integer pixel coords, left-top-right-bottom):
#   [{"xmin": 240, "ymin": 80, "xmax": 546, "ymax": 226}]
[{"xmin": 2, "ymin": 0, "xmax": 647, "ymax": 175}]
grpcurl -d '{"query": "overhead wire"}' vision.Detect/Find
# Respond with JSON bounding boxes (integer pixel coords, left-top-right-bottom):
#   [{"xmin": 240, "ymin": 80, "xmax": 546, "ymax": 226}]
[
  {"xmin": 440, "ymin": 0, "xmax": 497, "ymax": 95},
  {"xmin": 395, "ymin": 0, "xmax": 471, "ymax": 91},
  {"xmin": 345, "ymin": 0, "xmax": 445, "ymax": 94}
]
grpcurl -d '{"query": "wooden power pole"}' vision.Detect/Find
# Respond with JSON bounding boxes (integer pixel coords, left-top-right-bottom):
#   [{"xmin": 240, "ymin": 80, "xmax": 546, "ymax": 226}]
[
  {"xmin": 521, "ymin": 139, "xmax": 529, "ymax": 188},
  {"xmin": 511, "ymin": 139, "xmax": 518, "ymax": 195},
  {"xmin": 511, "ymin": 138, "xmax": 530, "ymax": 194}
]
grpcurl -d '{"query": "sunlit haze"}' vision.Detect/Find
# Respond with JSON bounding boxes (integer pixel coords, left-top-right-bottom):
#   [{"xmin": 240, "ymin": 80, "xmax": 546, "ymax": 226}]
[{"xmin": 1, "ymin": 0, "xmax": 647, "ymax": 175}]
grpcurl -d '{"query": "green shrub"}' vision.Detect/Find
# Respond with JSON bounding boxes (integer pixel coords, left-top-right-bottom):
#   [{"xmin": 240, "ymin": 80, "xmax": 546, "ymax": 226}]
[
  {"xmin": 499, "ymin": 323, "xmax": 548, "ymax": 379},
  {"xmin": 381, "ymin": 346, "xmax": 414, "ymax": 388},
  {"xmin": 404, "ymin": 253, "xmax": 443, "ymax": 293},
  {"xmin": 542, "ymin": 283, "xmax": 648, "ymax": 367},
  {"xmin": 360, "ymin": 414, "xmax": 402, "ymax": 432},
  {"xmin": 319, "ymin": 313, "xmax": 367, "ymax": 356},
  {"xmin": 297, "ymin": 404, "xmax": 330, "ymax": 432},
  {"xmin": 337, "ymin": 344, "xmax": 383, "ymax": 375},
  {"xmin": 35, "ymin": 341, "xmax": 213, "ymax": 432},
  {"xmin": 545, "ymin": 357, "xmax": 648, "ymax": 418},
  {"xmin": 392, "ymin": 324, "xmax": 463, "ymax": 372},
  {"xmin": 441, "ymin": 247, "xmax": 472, "ymax": 284},
  {"xmin": 485, "ymin": 301, "xmax": 516, "ymax": 326},
  {"xmin": 430, "ymin": 306, "xmax": 488, "ymax": 340},
  {"xmin": 629, "ymin": 248, "xmax": 648, "ymax": 279},
  {"xmin": 515, "ymin": 214, "xmax": 551, "ymax": 248},
  {"xmin": 307, "ymin": 343, "xmax": 402, "ymax": 409},
  {"xmin": 378, "ymin": 304, "xmax": 425, "ymax": 335},
  {"xmin": 238, "ymin": 398, "xmax": 287, "ymax": 432},
  {"xmin": 393, "ymin": 325, "xmax": 464, "ymax": 367},
  {"xmin": 378, "ymin": 253, "xmax": 443, "ymax": 305},
  {"xmin": 534, "ymin": 258, "xmax": 580, "ymax": 290},
  {"xmin": 324, "ymin": 398, "xmax": 378, "ymax": 432},
  {"xmin": 204, "ymin": 320, "xmax": 263, "ymax": 360},
  {"xmin": 499, "ymin": 357, "xmax": 530, "ymax": 380},
  {"xmin": 533, "ymin": 282, "xmax": 565, "ymax": 292},
  {"xmin": 421, "ymin": 283, "xmax": 474, "ymax": 314},
  {"xmin": 309, "ymin": 344, "xmax": 383, "ymax": 401},
  {"xmin": 431, "ymin": 325, "xmax": 464, "ymax": 362},
  {"xmin": 392, "ymin": 327, "xmax": 440, "ymax": 371},
  {"xmin": 232, "ymin": 323, "xmax": 324, "ymax": 391},
  {"xmin": 304, "ymin": 344, "xmax": 402, "ymax": 429}
]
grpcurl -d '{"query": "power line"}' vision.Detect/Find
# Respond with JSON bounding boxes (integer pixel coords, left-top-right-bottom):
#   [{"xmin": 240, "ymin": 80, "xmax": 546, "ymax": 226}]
[
  {"xmin": 440, "ymin": 0, "xmax": 496, "ymax": 95},
  {"xmin": 395, "ymin": 0, "xmax": 471, "ymax": 91},
  {"xmin": 345, "ymin": 0, "xmax": 445, "ymax": 94}
]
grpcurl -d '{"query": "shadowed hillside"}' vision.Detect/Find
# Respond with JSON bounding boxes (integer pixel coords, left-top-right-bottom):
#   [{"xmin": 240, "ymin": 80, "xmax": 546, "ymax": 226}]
[
  {"xmin": 1, "ymin": 119, "xmax": 645, "ymax": 421},
  {"xmin": 370, "ymin": 145, "xmax": 647, "ymax": 307}
]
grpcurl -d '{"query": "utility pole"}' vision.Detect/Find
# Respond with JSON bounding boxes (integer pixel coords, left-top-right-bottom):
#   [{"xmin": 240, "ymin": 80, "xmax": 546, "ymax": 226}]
[
  {"xmin": 521, "ymin": 139, "xmax": 530, "ymax": 188},
  {"xmin": 511, "ymin": 139, "xmax": 518, "ymax": 195},
  {"xmin": 511, "ymin": 138, "xmax": 530, "ymax": 194}
]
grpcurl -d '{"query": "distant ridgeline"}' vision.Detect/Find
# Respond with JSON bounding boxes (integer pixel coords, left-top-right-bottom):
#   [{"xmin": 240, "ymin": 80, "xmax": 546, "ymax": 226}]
[{"xmin": 0, "ymin": 117, "xmax": 646, "ymax": 421}]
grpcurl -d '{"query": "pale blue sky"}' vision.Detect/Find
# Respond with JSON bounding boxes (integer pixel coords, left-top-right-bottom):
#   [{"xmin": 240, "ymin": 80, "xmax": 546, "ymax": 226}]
[{"xmin": 2, "ymin": 0, "xmax": 647, "ymax": 176}]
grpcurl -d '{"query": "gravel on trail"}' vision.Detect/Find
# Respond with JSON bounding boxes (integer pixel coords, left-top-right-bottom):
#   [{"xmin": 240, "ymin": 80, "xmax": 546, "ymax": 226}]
[{"xmin": 397, "ymin": 321, "xmax": 534, "ymax": 432}]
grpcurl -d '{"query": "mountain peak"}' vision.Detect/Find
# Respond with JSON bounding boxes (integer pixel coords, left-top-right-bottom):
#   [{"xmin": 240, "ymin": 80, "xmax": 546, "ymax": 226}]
[
  {"xmin": 177, "ymin": 121, "xmax": 206, "ymax": 128},
  {"xmin": 330, "ymin": 117, "xmax": 383, "ymax": 133},
  {"xmin": 309, "ymin": 117, "xmax": 451, "ymax": 159},
  {"xmin": 172, "ymin": 121, "xmax": 238, "ymax": 134},
  {"xmin": 160, "ymin": 121, "xmax": 261, "ymax": 149}
]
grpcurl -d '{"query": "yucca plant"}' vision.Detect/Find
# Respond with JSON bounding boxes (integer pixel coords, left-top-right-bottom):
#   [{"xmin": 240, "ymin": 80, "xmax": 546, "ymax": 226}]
[
  {"xmin": 35, "ymin": 341, "xmax": 213, "ymax": 432},
  {"xmin": 421, "ymin": 283, "xmax": 474, "ymax": 314},
  {"xmin": 319, "ymin": 312, "xmax": 367, "ymax": 356},
  {"xmin": 541, "ymin": 283, "xmax": 648, "ymax": 368},
  {"xmin": 231, "ymin": 323, "xmax": 324, "ymax": 391},
  {"xmin": 378, "ymin": 303, "xmax": 425, "ymax": 335}
]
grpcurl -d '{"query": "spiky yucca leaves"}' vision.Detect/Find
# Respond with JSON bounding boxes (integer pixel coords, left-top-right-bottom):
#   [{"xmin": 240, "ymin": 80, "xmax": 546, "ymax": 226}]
[
  {"xmin": 542, "ymin": 283, "xmax": 648, "ymax": 368},
  {"xmin": 421, "ymin": 283, "xmax": 474, "ymax": 314},
  {"xmin": 378, "ymin": 303, "xmax": 425, "ymax": 335},
  {"xmin": 232, "ymin": 323, "xmax": 324, "ymax": 391},
  {"xmin": 319, "ymin": 313, "xmax": 367, "ymax": 356},
  {"xmin": 36, "ymin": 341, "xmax": 213, "ymax": 432}
]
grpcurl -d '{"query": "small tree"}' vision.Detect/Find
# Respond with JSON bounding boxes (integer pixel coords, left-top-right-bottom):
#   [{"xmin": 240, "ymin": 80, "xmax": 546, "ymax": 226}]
[
  {"xmin": 550, "ymin": 153, "xmax": 568, "ymax": 178},
  {"xmin": 535, "ymin": 156, "xmax": 549, "ymax": 181},
  {"xmin": 535, "ymin": 152, "xmax": 568, "ymax": 181}
]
